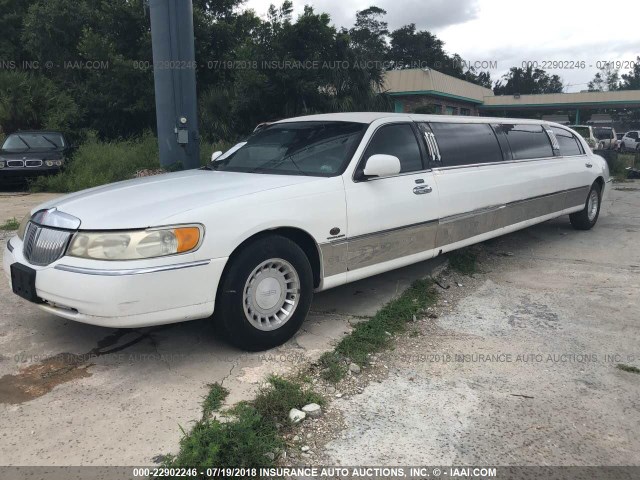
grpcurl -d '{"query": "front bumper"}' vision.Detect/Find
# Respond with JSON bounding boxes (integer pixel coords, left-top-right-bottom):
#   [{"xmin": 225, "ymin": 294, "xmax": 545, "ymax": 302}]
[
  {"xmin": 3, "ymin": 236, "xmax": 226, "ymax": 328},
  {"xmin": 0, "ymin": 165, "xmax": 62, "ymax": 178}
]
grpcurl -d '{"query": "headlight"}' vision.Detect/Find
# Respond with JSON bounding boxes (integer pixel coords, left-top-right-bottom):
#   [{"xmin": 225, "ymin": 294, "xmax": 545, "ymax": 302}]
[
  {"xmin": 67, "ymin": 225, "xmax": 202, "ymax": 260},
  {"xmin": 0, "ymin": 161, "xmax": 5, "ymax": 168},
  {"xmin": 45, "ymin": 160, "xmax": 54, "ymax": 167},
  {"xmin": 55, "ymin": 160, "xmax": 62, "ymax": 166},
  {"xmin": 17, "ymin": 214, "xmax": 30, "ymax": 240}
]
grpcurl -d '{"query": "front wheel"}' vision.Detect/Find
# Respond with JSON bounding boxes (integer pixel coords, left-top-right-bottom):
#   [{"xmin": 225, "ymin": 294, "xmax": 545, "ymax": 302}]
[
  {"xmin": 569, "ymin": 183, "xmax": 602, "ymax": 230},
  {"xmin": 215, "ymin": 235, "xmax": 313, "ymax": 351}
]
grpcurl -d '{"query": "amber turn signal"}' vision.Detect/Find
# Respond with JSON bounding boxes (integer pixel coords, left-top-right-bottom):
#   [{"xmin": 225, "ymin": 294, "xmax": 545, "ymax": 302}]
[{"xmin": 175, "ymin": 227, "xmax": 201, "ymax": 253}]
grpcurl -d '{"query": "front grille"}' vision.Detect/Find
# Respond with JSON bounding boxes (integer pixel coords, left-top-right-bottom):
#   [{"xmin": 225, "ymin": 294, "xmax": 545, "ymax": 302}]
[
  {"xmin": 23, "ymin": 223, "xmax": 72, "ymax": 266},
  {"xmin": 25, "ymin": 160, "xmax": 43, "ymax": 167},
  {"xmin": 7, "ymin": 160, "xmax": 24, "ymax": 167}
]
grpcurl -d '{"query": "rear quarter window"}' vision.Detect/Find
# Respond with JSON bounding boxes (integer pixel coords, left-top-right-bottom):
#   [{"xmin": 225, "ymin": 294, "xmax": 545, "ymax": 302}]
[{"xmin": 550, "ymin": 127, "xmax": 584, "ymax": 156}]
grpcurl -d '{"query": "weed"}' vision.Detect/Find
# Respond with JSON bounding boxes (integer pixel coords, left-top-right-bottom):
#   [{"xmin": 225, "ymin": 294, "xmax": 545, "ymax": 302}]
[
  {"xmin": 617, "ymin": 363, "xmax": 640, "ymax": 374},
  {"xmin": 449, "ymin": 248, "xmax": 478, "ymax": 275},
  {"xmin": 202, "ymin": 383, "xmax": 229, "ymax": 419},
  {"xmin": 0, "ymin": 217, "xmax": 19, "ymax": 231}
]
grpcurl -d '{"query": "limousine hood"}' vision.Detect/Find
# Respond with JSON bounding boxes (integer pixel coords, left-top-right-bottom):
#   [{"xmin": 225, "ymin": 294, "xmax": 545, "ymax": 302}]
[{"xmin": 33, "ymin": 169, "xmax": 319, "ymax": 230}]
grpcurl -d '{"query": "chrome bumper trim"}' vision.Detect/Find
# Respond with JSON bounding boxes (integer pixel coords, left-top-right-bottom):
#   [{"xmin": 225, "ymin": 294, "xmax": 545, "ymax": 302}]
[
  {"xmin": 7, "ymin": 239, "xmax": 14, "ymax": 252},
  {"xmin": 54, "ymin": 259, "xmax": 211, "ymax": 276}
]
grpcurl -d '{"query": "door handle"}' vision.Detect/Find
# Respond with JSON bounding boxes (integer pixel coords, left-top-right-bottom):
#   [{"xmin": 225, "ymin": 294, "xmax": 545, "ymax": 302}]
[
  {"xmin": 413, "ymin": 185, "xmax": 432, "ymax": 195},
  {"xmin": 585, "ymin": 162, "xmax": 593, "ymax": 168}
]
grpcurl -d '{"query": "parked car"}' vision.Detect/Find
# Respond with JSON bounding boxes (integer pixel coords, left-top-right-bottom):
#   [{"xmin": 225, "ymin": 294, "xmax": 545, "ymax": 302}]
[
  {"xmin": 3, "ymin": 114, "xmax": 610, "ymax": 350},
  {"xmin": 620, "ymin": 130, "xmax": 640, "ymax": 152},
  {"xmin": 615, "ymin": 132, "xmax": 624, "ymax": 151},
  {"xmin": 571, "ymin": 125, "xmax": 616, "ymax": 150},
  {"xmin": 0, "ymin": 131, "xmax": 68, "ymax": 179}
]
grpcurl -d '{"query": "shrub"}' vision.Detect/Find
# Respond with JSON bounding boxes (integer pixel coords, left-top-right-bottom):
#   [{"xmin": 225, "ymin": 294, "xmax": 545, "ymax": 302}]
[{"xmin": 30, "ymin": 132, "xmax": 160, "ymax": 192}]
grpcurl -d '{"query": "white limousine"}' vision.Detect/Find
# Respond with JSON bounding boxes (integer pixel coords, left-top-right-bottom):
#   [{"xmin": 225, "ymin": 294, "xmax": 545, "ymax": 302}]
[{"xmin": 4, "ymin": 113, "xmax": 610, "ymax": 350}]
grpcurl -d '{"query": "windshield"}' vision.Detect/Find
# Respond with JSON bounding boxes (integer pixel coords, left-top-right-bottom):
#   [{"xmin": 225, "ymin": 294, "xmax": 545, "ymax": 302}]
[
  {"xmin": 573, "ymin": 127, "xmax": 590, "ymax": 139},
  {"xmin": 593, "ymin": 127, "xmax": 613, "ymax": 140},
  {"xmin": 2, "ymin": 132, "xmax": 65, "ymax": 151},
  {"xmin": 212, "ymin": 121, "xmax": 366, "ymax": 176}
]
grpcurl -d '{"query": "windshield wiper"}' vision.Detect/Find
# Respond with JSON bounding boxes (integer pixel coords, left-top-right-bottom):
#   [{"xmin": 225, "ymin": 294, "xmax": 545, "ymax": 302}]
[
  {"xmin": 41, "ymin": 136, "xmax": 59, "ymax": 149},
  {"xmin": 250, "ymin": 156, "xmax": 308, "ymax": 176},
  {"xmin": 16, "ymin": 135, "xmax": 31, "ymax": 149}
]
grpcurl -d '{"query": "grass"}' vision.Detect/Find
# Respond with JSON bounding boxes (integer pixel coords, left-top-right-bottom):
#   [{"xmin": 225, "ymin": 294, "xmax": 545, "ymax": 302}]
[
  {"xmin": 604, "ymin": 152, "xmax": 638, "ymax": 182},
  {"xmin": 448, "ymin": 248, "xmax": 478, "ymax": 275},
  {"xmin": 318, "ymin": 351, "xmax": 348, "ymax": 382},
  {"xmin": 166, "ymin": 402, "xmax": 282, "ymax": 470},
  {"xmin": 201, "ymin": 383, "xmax": 229, "ymax": 420},
  {"xmin": 319, "ymin": 279, "xmax": 438, "ymax": 380},
  {"xmin": 617, "ymin": 363, "xmax": 640, "ymax": 374},
  {"xmin": 253, "ymin": 375, "xmax": 324, "ymax": 422},
  {"xmin": 0, "ymin": 217, "xmax": 19, "ymax": 231},
  {"xmin": 163, "ymin": 375, "xmax": 322, "ymax": 471}
]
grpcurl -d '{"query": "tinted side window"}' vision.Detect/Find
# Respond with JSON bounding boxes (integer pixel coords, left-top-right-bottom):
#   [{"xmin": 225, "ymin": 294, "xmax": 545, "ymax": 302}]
[
  {"xmin": 363, "ymin": 124, "xmax": 423, "ymax": 173},
  {"xmin": 550, "ymin": 127, "xmax": 583, "ymax": 156},
  {"xmin": 429, "ymin": 122, "xmax": 503, "ymax": 167},
  {"xmin": 499, "ymin": 124, "xmax": 554, "ymax": 160}
]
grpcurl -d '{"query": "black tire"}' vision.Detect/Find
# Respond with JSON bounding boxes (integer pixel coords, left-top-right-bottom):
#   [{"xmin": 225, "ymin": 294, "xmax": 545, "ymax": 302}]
[
  {"xmin": 214, "ymin": 235, "xmax": 313, "ymax": 351},
  {"xmin": 569, "ymin": 182, "xmax": 602, "ymax": 230}
]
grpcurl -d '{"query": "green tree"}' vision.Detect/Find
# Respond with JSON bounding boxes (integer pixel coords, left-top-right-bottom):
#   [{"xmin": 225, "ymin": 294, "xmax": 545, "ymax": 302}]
[
  {"xmin": 588, "ymin": 62, "xmax": 620, "ymax": 91},
  {"xmin": 389, "ymin": 24, "xmax": 448, "ymax": 71},
  {"xmin": 0, "ymin": 71, "xmax": 79, "ymax": 135},
  {"xmin": 494, "ymin": 66, "xmax": 564, "ymax": 95},
  {"xmin": 348, "ymin": 6, "xmax": 388, "ymax": 84},
  {"xmin": 620, "ymin": 56, "xmax": 640, "ymax": 90},
  {"xmin": 0, "ymin": 0, "xmax": 29, "ymax": 61}
]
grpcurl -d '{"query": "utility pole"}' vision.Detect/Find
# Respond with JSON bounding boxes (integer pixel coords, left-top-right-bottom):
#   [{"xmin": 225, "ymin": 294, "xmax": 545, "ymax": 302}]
[{"xmin": 148, "ymin": 0, "xmax": 200, "ymax": 169}]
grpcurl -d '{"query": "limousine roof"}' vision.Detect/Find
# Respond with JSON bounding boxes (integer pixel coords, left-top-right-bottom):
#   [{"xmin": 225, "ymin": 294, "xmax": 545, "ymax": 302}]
[{"xmin": 275, "ymin": 112, "xmax": 564, "ymax": 127}]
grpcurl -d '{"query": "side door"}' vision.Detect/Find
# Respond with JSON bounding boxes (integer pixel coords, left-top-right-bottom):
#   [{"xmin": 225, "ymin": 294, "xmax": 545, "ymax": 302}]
[
  {"xmin": 342, "ymin": 121, "xmax": 439, "ymax": 280},
  {"xmin": 624, "ymin": 131, "xmax": 639, "ymax": 150}
]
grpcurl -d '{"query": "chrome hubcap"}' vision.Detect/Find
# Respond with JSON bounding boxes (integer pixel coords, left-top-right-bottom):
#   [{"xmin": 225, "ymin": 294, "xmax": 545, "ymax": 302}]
[
  {"xmin": 587, "ymin": 190, "xmax": 599, "ymax": 221},
  {"xmin": 243, "ymin": 258, "xmax": 300, "ymax": 331}
]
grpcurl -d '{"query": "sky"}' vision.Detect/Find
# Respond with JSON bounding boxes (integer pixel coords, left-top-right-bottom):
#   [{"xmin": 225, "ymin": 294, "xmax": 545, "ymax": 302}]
[{"xmin": 243, "ymin": 0, "xmax": 640, "ymax": 92}]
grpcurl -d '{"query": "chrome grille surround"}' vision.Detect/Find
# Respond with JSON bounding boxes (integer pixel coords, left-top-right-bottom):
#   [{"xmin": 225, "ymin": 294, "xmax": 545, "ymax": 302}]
[
  {"xmin": 25, "ymin": 160, "xmax": 43, "ymax": 167},
  {"xmin": 23, "ymin": 222, "xmax": 73, "ymax": 266},
  {"xmin": 7, "ymin": 160, "xmax": 24, "ymax": 167}
]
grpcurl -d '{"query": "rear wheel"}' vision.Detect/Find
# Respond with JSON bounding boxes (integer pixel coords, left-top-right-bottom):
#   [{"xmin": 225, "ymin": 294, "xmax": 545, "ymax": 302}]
[
  {"xmin": 215, "ymin": 235, "xmax": 313, "ymax": 351},
  {"xmin": 569, "ymin": 182, "xmax": 602, "ymax": 230}
]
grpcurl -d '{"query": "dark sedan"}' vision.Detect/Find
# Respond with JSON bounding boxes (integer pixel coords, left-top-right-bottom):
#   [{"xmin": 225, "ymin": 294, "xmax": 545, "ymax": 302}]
[{"xmin": 0, "ymin": 131, "xmax": 68, "ymax": 179}]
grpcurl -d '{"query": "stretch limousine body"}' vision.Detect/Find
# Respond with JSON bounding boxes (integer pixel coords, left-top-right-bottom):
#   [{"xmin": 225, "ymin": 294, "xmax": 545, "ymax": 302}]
[{"xmin": 4, "ymin": 113, "xmax": 610, "ymax": 350}]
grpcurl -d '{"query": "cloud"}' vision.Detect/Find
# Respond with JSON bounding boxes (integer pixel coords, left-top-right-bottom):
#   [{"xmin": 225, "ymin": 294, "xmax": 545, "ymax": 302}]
[
  {"xmin": 244, "ymin": 0, "xmax": 480, "ymax": 31},
  {"xmin": 381, "ymin": 0, "xmax": 480, "ymax": 31}
]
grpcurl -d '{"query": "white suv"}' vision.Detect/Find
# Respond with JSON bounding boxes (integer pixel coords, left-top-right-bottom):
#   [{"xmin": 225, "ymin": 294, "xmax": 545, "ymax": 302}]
[
  {"xmin": 572, "ymin": 125, "xmax": 616, "ymax": 150},
  {"xmin": 620, "ymin": 131, "xmax": 640, "ymax": 152}
]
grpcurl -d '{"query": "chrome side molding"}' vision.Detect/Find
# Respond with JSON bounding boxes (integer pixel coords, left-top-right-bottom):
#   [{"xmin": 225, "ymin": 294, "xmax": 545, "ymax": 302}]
[{"xmin": 54, "ymin": 259, "xmax": 211, "ymax": 276}]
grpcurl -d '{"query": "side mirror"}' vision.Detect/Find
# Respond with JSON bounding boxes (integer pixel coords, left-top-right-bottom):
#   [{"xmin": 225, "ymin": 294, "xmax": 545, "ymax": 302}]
[
  {"xmin": 211, "ymin": 151, "xmax": 223, "ymax": 162},
  {"xmin": 362, "ymin": 154, "xmax": 401, "ymax": 178}
]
